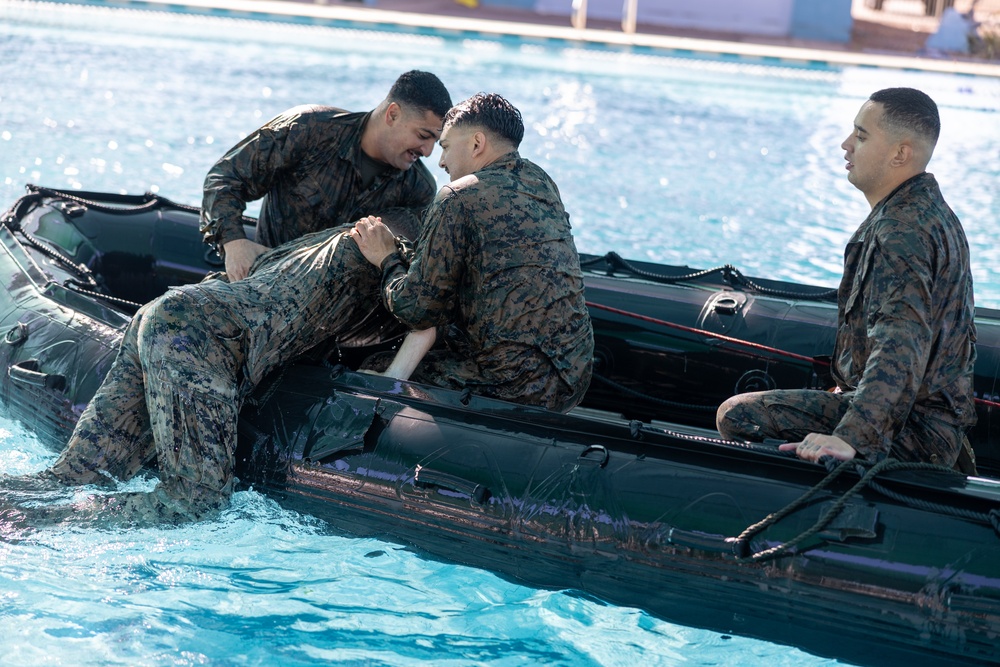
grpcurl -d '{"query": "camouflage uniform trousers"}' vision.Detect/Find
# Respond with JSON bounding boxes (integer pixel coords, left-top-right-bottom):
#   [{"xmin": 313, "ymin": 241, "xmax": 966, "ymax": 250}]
[
  {"xmin": 44, "ymin": 285, "xmax": 248, "ymax": 522},
  {"xmin": 716, "ymin": 388, "xmax": 977, "ymax": 473}
]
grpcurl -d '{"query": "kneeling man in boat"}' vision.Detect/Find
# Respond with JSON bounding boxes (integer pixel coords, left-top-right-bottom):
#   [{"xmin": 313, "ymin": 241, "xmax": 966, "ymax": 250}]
[
  {"xmin": 351, "ymin": 92, "xmax": 594, "ymax": 414},
  {"xmin": 716, "ymin": 87, "xmax": 977, "ymax": 474}
]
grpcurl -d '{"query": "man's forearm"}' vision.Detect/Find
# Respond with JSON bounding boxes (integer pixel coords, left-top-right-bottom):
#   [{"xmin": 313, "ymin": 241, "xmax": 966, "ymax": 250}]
[{"xmin": 382, "ymin": 328, "xmax": 437, "ymax": 380}]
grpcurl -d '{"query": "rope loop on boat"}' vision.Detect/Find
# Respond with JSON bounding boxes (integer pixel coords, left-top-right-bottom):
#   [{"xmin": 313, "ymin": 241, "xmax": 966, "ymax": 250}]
[
  {"xmin": 736, "ymin": 457, "xmax": 1000, "ymax": 561},
  {"xmin": 734, "ymin": 457, "xmax": 866, "ymax": 562},
  {"xmin": 859, "ymin": 460, "xmax": 999, "ymax": 531},
  {"xmin": 27, "ymin": 183, "xmax": 164, "ymax": 214}
]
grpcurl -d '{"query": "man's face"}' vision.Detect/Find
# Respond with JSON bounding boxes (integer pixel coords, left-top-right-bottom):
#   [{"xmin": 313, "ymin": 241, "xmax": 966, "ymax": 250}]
[
  {"xmin": 382, "ymin": 105, "xmax": 443, "ymax": 171},
  {"xmin": 437, "ymin": 124, "xmax": 478, "ymax": 181},
  {"xmin": 841, "ymin": 101, "xmax": 896, "ymax": 198}
]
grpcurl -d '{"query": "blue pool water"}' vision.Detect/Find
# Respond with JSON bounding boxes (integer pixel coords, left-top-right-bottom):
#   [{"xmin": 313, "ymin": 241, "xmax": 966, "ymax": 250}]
[{"xmin": 0, "ymin": 2, "xmax": 998, "ymax": 664}]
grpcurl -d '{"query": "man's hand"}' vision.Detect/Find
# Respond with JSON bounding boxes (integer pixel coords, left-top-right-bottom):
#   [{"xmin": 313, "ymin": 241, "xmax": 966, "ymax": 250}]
[
  {"xmin": 779, "ymin": 433, "xmax": 857, "ymax": 463},
  {"xmin": 350, "ymin": 216, "xmax": 398, "ymax": 267},
  {"xmin": 223, "ymin": 238, "xmax": 269, "ymax": 282}
]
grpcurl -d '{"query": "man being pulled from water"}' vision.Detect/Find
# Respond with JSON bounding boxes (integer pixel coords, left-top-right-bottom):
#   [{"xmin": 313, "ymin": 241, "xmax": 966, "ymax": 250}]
[
  {"xmin": 1, "ymin": 211, "xmax": 427, "ymax": 528},
  {"xmin": 716, "ymin": 87, "xmax": 977, "ymax": 473},
  {"xmin": 351, "ymin": 93, "xmax": 594, "ymax": 413},
  {"xmin": 0, "ymin": 73, "xmax": 454, "ymax": 529}
]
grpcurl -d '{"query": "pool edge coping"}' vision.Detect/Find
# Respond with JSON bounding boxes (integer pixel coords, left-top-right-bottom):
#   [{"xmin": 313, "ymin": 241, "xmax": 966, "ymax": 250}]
[{"xmin": 11, "ymin": 0, "xmax": 1000, "ymax": 78}]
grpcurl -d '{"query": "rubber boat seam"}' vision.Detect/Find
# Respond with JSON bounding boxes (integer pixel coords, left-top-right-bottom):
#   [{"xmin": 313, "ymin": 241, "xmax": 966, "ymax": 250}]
[{"xmin": 581, "ymin": 251, "xmax": 839, "ymax": 301}]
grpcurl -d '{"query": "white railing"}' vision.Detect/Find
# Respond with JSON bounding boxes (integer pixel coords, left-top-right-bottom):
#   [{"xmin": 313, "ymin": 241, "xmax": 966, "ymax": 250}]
[{"xmin": 571, "ymin": 0, "xmax": 640, "ymax": 33}]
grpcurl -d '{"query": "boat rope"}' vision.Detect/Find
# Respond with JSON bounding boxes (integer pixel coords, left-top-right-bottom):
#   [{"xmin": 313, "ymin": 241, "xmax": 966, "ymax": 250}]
[
  {"xmin": 736, "ymin": 457, "xmax": 1000, "ymax": 561},
  {"xmin": 24, "ymin": 183, "xmax": 255, "ymax": 224},
  {"xmin": 859, "ymin": 460, "xmax": 999, "ymax": 527},
  {"xmin": 25, "ymin": 184, "xmax": 163, "ymax": 214},
  {"xmin": 735, "ymin": 457, "xmax": 861, "ymax": 562},
  {"xmin": 62, "ymin": 282, "xmax": 142, "ymax": 311},
  {"xmin": 580, "ymin": 251, "xmax": 839, "ymax": 301},
  {"xmin": 17, "ymin": 225, "xmax": 99, "ymax": 289},
  {"xmin": 587, "ymin": 300, "xmax": 1000, "ymax": 411}
]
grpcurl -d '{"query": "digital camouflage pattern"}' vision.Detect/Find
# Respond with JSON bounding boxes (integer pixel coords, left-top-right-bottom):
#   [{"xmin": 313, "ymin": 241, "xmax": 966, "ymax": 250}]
[
  {"xmin": 42, "ymin": 228, "xmax": 397, "ymax": 521},
  {"xmin": 377, "ymin": 152, "xmax": 594, "ymax": 413},
  {"xmin": 200, "ymin": 105, "xmax": 435, "ymax": 250},
  {"xmin": 717, "ymin": 173, "xmax": 977, "ymax": 469}
]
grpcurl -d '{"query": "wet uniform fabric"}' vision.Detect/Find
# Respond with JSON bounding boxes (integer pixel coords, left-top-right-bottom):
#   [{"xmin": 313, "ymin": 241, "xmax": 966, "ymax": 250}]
[
  {"xmin": 375, "ymin": 152, "xmax": 594, "ymax": 413},
  {"xmin": 45, "ymin": 228, "xmax": 396, "ymax": 521},
  {"xmin": 717, "ymin": 173, "xmax": 977, "ymax": 469},
  {"xmin": 200, "ymin": 105, "xmax": 436, "ymax": 250}
]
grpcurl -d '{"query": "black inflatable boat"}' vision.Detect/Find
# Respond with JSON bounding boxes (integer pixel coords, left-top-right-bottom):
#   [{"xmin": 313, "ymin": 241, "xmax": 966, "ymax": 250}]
[{"xmin": 1, "ymin": 185, "xmax": 998, "ymax": 667}]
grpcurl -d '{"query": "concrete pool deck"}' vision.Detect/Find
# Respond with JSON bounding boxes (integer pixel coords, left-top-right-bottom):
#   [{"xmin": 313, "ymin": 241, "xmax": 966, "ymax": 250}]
[{"xmin": 95, "ymin": 0, "xmax": 1000, "ymax": 76}]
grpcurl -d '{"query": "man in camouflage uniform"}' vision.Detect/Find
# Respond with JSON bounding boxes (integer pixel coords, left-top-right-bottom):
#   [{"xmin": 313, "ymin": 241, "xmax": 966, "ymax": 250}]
[
  {"xmin": 17, "ymin": 224, "xmax": 405, "ymax": 523},
  {"xmin": 716, "ymin": 88, "xmax": 977, "ymax": 472},
  {"xmin": 352, "ymin": 93, "xmax": 594, "ymax": 413},
  {"xmin": 201, "ymin": 70, "xmax": 452, "ymax": 281}
]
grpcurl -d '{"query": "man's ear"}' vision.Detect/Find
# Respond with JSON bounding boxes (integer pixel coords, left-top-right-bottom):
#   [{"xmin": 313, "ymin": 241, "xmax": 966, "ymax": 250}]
[
  {"xmin": 385, "ymin": 102, "xmax": 402, "ymax": 126},
  {"xmin": 471, "ymin": 130, "xmax": 488, "ymax": 157},
  {"xmin": 890, "ymin": 140, "xmax": 913, "ymax": 168}
]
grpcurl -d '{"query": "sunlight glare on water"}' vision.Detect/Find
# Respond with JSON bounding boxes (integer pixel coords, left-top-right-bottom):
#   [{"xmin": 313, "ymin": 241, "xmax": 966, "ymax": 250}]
[
  {"xmin": 1, "ymin": 1, "xmax": 998, "ymax": 304},
  {"xmin": 0, "ymin": 1, "xmax": 997, "ymax": 664}
]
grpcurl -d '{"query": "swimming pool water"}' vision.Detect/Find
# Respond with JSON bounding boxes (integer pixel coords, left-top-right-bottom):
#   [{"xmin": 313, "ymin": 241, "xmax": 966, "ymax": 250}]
[
  {"xmin": 3, "ymin": 0, "xmax": 1000, "ymax": 304},
  {"xmin": 0, "ymin": 2, "xmax": 998, "ymax": 664}
]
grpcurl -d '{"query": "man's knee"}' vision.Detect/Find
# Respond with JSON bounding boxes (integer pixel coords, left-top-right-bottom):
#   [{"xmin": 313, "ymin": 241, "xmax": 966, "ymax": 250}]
[{"xmin": 717, "ymin": 392, "xmax": 764, "ymax": 441}]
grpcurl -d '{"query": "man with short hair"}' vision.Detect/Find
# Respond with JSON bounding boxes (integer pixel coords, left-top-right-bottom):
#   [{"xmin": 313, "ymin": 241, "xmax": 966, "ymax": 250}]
[
  {"xmin": 352, "ymin": 93, "xmax": 594, "ymax": 413},
  {"xmin": 202, "ymin": 70, "xmax": 452, "ymax": 281},
  {"xmin": 716, "ymin": 87, "xmax": 977, "ymax": 472}
]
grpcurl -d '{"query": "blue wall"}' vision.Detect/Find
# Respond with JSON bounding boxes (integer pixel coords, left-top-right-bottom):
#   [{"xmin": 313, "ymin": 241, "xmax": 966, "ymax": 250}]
[
  {"xmin": 481, "ymin": 0, "xmax": 536, "ymax": 9},
  {"xmin": 790, "ymin": 0, "xmax": 853, "ymax": 43}
]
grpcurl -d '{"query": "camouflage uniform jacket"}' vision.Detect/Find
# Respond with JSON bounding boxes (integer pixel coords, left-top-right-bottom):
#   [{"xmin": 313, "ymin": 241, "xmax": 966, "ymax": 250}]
[
  {"xmin": 199, "ymin": 226, "xmax": 400, "ymax": 390},
  {"xmin": 378, "ymin": 152, "xmax": 594, "ymax": 400},
  {"xmin": 831, "ymin": 172, "xmax": 977, "ymax": 460},
  {"xmin": 200, "ymin": 105, "xmax": 436, "ymax": 250}
]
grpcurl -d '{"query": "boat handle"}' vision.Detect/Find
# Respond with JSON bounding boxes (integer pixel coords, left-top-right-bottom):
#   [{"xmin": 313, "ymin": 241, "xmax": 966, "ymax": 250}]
[
  {"xmin": 414, "ymin": 467, "xmax": 492, "ymax": 505},
  {"xmin": 713, "ymin": 296, "xmax": 739, "ymax": 315},
  {"xmin": 203, "ymin": 247, "xmax": 224, "ymax": 268},
  {"xmin": 3, "ymin": 322, "xmax": 28, "ymax": 346},
  {"xmin": 578, "ymin": 444, "xmax": 610, "ymax": 468},
  {"xmin": 8, "ymin": 359, "xmax": 67, "ymax": 391}
]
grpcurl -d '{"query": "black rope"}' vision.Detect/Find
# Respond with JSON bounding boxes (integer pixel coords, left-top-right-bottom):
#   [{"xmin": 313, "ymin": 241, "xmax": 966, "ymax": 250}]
[
  {"xmin": 736, "ymin": 457, "xmax": 1000, "ymax": 562},
  {"xmin": 858, "ymin": 460, "xmax": 990, "ymax": 525},
  {"xmin": 582, "ymin": 251, "xmax": 838, "ymax": 301},
  {"xmin": 24, "ymin": 183, "xmax": 255, "ymax": 225},
  {"xmin": 61, "ymin": 282, "xmax": 142, "ymax": 312},
  {"xmin": 16, "ymin": 225, "xmax": 99, "ymax": 289},
  {"xmin": 738, "ymin": 458, "xmax": 890, "ymax": 562},
  {"xmin": 26, "ymin": 184, "xmax": 162, "ymax": 214}
]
